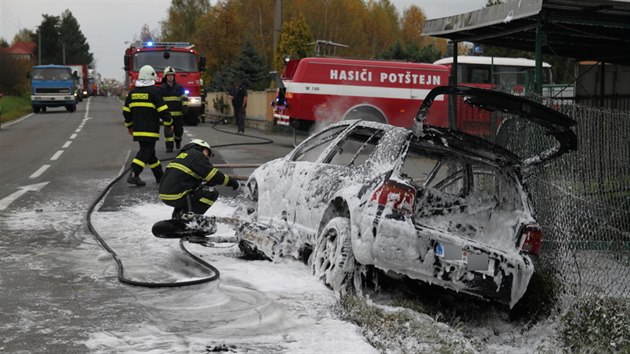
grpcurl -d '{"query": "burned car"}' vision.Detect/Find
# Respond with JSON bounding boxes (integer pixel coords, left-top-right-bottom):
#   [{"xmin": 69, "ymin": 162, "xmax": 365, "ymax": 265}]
[{"xmin": 240, "ymin": 86, "xmax": 577, "ymax": 308}]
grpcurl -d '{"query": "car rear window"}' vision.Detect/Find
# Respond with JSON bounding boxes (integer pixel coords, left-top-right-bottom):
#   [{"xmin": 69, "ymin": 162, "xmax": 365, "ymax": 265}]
[{"xmin": 400, "ymin": 145, "xmax": 523, "ymax": 211}]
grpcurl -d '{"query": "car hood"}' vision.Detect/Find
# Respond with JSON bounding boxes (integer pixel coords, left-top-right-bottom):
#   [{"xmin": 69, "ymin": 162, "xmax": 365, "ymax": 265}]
[{"xmin": 414, "ymin": 85, "xmax": 577, "ymax": 167}]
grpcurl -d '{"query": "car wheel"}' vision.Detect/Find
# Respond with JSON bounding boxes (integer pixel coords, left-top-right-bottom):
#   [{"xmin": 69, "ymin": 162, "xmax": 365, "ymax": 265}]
[{"xmin": 309, "ymin": 217, "xmax": 355, "ymax": 295}]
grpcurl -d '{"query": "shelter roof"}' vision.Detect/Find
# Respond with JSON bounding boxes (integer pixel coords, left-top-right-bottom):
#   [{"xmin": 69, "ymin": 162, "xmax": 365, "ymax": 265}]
[{"xmin": 423, "ymin": 0, "xmax": 630, "ymax": 65}]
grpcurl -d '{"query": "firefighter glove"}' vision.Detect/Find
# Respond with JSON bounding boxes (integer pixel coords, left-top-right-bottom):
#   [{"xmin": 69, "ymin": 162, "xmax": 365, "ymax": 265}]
[
  {"xmin": 228, "ymin": 178, "xmax": 240, "ymax": 191},
  {"xmin": 127, "ymin": 127, "xmax": 133, "ymax": 135}
]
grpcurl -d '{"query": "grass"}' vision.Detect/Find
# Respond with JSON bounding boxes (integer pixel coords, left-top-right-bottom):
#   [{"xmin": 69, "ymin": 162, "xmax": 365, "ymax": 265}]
[
  {"xmin": 0, "ymin": 95, "xmax": 32, "ymax": 124},
  {"xmin": 337, "ymin": 293, "xmax": 478, "ymax": 354}
]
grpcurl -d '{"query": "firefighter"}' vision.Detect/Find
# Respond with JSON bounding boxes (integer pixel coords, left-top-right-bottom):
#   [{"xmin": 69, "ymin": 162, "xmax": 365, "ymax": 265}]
[
  {"xmin": 159, "ymin": 139, "xmax": 239, "ymax": 219},
  {"xmin": 159, "ymin": 66, "xmax": 188, "ymax": 152},
  {"xmin": 123, "ymin": 65, "xmax": 173, "ymax": 186}
]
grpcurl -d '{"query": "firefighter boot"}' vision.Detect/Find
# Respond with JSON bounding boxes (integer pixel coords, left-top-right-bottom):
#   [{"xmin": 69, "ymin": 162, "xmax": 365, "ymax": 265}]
[{"xmin": 127, "ymin": 173, "xmax": 146, "ymax": 187}]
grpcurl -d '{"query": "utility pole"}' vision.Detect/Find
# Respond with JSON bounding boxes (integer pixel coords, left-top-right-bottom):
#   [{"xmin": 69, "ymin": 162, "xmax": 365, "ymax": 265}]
[{"xmin": 273, "ymin": 0, "xmax": 281, "ymax": 56}]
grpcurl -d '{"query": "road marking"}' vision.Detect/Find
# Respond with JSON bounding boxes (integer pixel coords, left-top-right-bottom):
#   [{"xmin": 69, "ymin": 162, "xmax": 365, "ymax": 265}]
[
  {"xmin": 63, "ymin": 141, "xmax": 72, "ymax": 148},
  {"xmin": 70, "ymin": 133, "xmax": 77, "ymax": 139},
  {"xmin": 1, "ymin": 113, "xmax": 33, "ymax": 128},
  {"xmin": 0, "ymin": 182, "xmax": 49, "ymax": 211},
  {"xmin": 75, "ymin": 128, "xmax": 81, "ymax": 133},
  {"xmin": 29, "ymin": 165, "xmax": 50, "ymax": 179},
  {"xmin": 50, "ymin": 150, "xmax": 64, "ymax": 161}
]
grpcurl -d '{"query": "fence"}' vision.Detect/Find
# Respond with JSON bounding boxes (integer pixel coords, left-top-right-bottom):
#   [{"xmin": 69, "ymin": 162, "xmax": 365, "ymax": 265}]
[{"xmin": 497, "ymin": 99, "xmax": 630, "ymax": 303}]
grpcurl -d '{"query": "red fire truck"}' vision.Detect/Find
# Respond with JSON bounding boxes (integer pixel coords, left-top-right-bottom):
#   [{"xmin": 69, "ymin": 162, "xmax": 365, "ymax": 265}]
[
  {"xmin": 124, "ymin": 41, "xmax": 206, "ymax": 125},
  {"xmin": 272, "ymin": 57, "xmax": 450, "ymax": 131}
]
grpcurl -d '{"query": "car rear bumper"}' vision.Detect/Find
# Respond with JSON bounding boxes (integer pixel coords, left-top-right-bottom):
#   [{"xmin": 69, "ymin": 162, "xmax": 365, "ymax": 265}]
[{"xmin": 356, "ymin": 214, "xmax": 534, "ymax": 307}]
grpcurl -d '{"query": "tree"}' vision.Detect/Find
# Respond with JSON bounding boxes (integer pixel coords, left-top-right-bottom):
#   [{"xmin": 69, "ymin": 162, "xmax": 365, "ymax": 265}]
[
  {"xmin": 400, "ymin": 5, "xmax": 427, "ymax": 50},
  {"xmin": 274, "ymin": 15, "xmax": 314, "ymax": 70},
  {"xmin": 193, "ymin": 0, "xmax": 242, "ymax": 86},
  {"xmin": 230, "ymin": 39, "xmax": 268, "ymax": 90},
  {"xmin": 134, "ymin": 24, "xmax": 159, "ymax": 44},
  {"xmin": 364, "ymin": 0, "xmax": 400, "ymax": 58},
  {"xmin": 59, "ymin": 9, "xmax": 93, "ymax": 65},
  {"xmin": 160, "ymin": 0, "xmax": 211, "ymax": 41},
  {"xmin": 32, "ymin": 11, "xmax": 93, "ymax": 66},
  {"xmin": 34, "ymin": 14, "xmax": 62, "ymax": 65},
  {"xmin": 0, "ymin": 50, "xmax": 30, "ymax": 95},
  {"xmin": 12, "ymin": 29, "xmax": 35, "ymax": 45}
]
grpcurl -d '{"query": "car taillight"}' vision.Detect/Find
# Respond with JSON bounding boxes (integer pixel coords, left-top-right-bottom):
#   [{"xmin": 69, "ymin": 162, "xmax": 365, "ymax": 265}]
[
  {"xmin": 521, "ymin": 225, "xmax": 543, "ymax": 255},
  {"xmin": 371, "ymin": 180, "xmax": 416, "ymax": 216}
]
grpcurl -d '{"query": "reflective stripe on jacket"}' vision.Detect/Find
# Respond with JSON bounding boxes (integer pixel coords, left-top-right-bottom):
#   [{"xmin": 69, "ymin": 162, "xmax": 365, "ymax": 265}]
[
  {"xmin": 123, "ymin": 85, "xmax": 173, "ymax": 141},
  {"xmin": 159, "ymin": 148, "xmax": 234, "ymax": 201},
  {"xmin": 159, "ymin": 82, "xmax": 188, "ymax": 118}
]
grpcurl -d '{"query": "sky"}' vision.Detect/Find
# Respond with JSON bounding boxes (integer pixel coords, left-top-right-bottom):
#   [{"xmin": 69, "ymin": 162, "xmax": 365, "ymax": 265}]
[{"xmin": 0, "ymin": 0, "xmax": 487, "ymax": 82}]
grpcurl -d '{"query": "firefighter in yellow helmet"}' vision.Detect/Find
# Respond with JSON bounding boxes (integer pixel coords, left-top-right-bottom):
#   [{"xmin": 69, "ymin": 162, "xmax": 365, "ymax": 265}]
[
  {"xmin": 160, "ymin": 66, "xmax": 188, "ymax": 152},
  {"xmin": 123, "ymin": 65, "xmax": 173, "ymax": 186}
]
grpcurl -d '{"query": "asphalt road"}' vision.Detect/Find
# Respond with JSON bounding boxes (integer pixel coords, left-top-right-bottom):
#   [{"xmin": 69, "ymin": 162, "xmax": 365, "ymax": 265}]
[{"xmin": 0, "ymin": 96, "xmax": 302, "ymax": 352}]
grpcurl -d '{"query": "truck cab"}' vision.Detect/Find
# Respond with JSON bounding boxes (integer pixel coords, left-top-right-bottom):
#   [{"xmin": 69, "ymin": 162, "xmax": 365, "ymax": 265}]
[{"xmin": 29, "ymin": 65, "xmax": 78, "ymax": 113}]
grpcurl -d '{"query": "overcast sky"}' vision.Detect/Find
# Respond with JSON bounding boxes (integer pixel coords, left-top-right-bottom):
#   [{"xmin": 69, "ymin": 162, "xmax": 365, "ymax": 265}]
[{"xmin": 0, "ymin": 0, "xmax": 486, "ymax": 82}]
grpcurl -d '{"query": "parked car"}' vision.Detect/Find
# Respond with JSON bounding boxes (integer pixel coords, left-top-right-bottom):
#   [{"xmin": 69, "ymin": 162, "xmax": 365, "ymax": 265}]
[{"xmin": 239, "ymin": 85, "xmax": 577, "ymax": 308}]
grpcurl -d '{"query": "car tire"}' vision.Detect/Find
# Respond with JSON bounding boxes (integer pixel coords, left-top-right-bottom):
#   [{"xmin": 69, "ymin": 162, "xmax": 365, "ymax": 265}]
[{"xmin": 309, "ymin": 217, "xmax": 355, "ymax": 295}]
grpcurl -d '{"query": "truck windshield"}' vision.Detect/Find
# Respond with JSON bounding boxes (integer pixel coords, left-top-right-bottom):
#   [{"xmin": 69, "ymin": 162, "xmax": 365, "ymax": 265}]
[
  {"xmin": 31, "ymin": 68, "xmax": 73, "ymax": 81},
  {"xmin": 133, "ymin": 51, "xmax": 197, "ymax": 72}
]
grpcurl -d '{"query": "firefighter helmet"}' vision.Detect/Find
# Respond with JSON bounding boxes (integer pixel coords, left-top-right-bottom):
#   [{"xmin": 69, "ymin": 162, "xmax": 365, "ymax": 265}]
[
  {"xmin": 164, "ymin": 66, "xmax": 176, "ymax": 76},
  {"xmin": 138, "ymin": 65, "xmax": 156, "ymax": 80},
  {"xmin": 183, "ymin": 139, "xmax": 212, "ymax": 155}
]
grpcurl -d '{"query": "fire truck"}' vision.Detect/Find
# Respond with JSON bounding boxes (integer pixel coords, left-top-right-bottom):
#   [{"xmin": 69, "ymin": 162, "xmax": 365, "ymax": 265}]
[
  {"xmin": 271, "ymin": 57, "xmax": 450, "ymax": 132},
  {"xmin": 124, "ymin": 41, "xmax": 206, "ymax": 125}
]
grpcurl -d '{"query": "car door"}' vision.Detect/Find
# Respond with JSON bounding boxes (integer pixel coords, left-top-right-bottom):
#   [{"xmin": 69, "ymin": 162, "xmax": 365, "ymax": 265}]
[
  {"xmin": 277, "ymin": 124, "xmax": 352, "ymax": 230},
  {"xmin": 293, "ymin": 124, "xmax": 387, "ymax": 239}
]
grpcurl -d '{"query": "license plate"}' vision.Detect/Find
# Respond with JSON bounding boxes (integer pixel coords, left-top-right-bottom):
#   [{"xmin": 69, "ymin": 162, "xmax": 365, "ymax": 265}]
[
  {"xmin": 466, "ymin": 253, "xmax": 489, "ymax": 271},
  {"xmin": 435, "ymin": 242, "xmax": 489, "ymax": 271}
]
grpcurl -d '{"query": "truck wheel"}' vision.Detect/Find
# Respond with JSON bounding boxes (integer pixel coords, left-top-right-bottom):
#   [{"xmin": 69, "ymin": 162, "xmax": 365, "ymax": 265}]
[
  {"xmin": 344, "ymin": 109, "xmax": 386, "ymax": 124},
  {"xmin": 32, "ymin": 105, "xmax": 41, "ymax": 113},
  {"xmin": 184, "ymin": 112, "xmax": 199, "ymax": 126},
  {"xmin": 66, "ymin": 104, "xmax": 76, "ymax": 112},
  {"xmin": 41, "ymin": 106, "xmax": 47, "ymax": 113}
]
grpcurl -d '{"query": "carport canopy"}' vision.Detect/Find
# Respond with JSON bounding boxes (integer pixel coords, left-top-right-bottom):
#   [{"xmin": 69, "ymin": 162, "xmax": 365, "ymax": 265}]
[{"xmin": 422, "ymin": 0, "xmax": 630, "ymax": 92}]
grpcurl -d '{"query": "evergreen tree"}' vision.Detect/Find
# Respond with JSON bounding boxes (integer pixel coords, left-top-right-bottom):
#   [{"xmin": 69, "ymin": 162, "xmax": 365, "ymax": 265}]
[
  {"xmin": 34, "ymin": 14, "xmax": 62, "ymax": 65},
  {"xmin": 231, "ymin": 39, "xmax": 269, "ymax": 91},
  {"xmin": 208, "ymin": 68, "xmax": 233, "ymax": 92},
  {"xmin": 32, "ymin": 11, "xmax": 93, "ymax": 66},
  {"xmin": 59, "ymin": 9, "xmax": 93, "ymax": 65}
]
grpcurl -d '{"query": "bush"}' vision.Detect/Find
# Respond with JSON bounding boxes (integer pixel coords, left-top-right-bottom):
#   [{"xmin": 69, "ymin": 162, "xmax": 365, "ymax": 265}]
[
  {"xmin": 560, "ymin": 295, "xmax": 630, "ymax": 352},
  {"xmin": 212, "ymin": 95, "xmax": 230, "ymax": 115}
]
